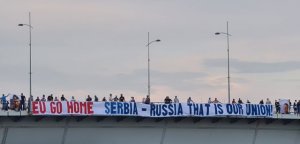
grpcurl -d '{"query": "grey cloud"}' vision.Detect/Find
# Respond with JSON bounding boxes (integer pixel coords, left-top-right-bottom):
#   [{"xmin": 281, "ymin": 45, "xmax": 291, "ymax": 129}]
[{"xmin": 204, "ymin": 59, "xmax": 300, "ymax": 73}]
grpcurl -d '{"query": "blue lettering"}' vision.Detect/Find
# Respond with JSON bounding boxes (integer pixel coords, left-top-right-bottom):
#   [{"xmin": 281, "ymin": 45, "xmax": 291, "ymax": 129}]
[
  {"xmin": 251, "ymin": 105, "xmax": 257, "ymax": 116},
  {"xmin": 168, "ymin": 104, "xmax": 174, "ymax": 115},
  {"xmin": 266, "ymin": 105, "xmax": 272, "ymax": 116},
  {"xmin": 124, "ymin": 103, "xmax": 129, "ymax": 114},
  {"xmin": 237, "ymin": 104, "xmax": 243, "ymax": 114},
  {"xmin": 150, "ymin": 104, "xmax": 155, "ymax": 116},
  {"xmin": 178, "ymin": 103, "xmax": 183, "ymax": 115},
  {"xmin": 246, "ymin": 104, "xmax": 251, "ymax": 115},
  {"xmin": 162, "ymin": 105, "xmax": 168, "ymax": 116},
  {"xmin": 188, "ymin": 104, "xmax": 193, "ymax": 115},
  {"xmin": 105, "ymin": 102, "xmax": 110, "ymax": 114},
  {"xmin": 233, "ymin": 104, "xmax": 238, "ymax": 114},
  {"xmin": 199, "ymin": 104, "xmax": 204, "ymax": 116},
  {"xmin": 260, "ymin": 105, "xmax": 266, "ymax": 115},
  {"xmin": 257, "ymin": 105, "xmax": 261, "ymax": 115},
  {"xmin": 193, "ymin": 104, "xmax": 199, "ymax": 115},
  {"xmin": 133, "ymin": 103, "xmax": 138, "ymax": 115},
  {"xmin": 111, "ymin": 102, "xmax": 116, "ymax": 114},
  {"xmin": 217, "ymin": 104, "xmax": 223, "ymax": 114},
  {"xmin": 214, "ymin": 104, "xmax": 217, "ymax": 114},
  {"xmin": 205, "ymin": 104, "xmax": 210, "ymax": 115},
  {"xmin": 226, "ymin": 104, "xmax": 233, "ymax": 114},
  {"xmin": 156, "ymin": 105, "xmax": 162, "ymax": 116},
  {"xmin": 117, "ymin": 102, "xmax": 123, "ymax": 114}
]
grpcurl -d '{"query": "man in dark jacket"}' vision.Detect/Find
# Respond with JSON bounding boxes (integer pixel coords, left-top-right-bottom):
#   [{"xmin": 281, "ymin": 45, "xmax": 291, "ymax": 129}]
[{"xmin": 275, "ymin": 100, "xmax": 280, "ymax": 114}]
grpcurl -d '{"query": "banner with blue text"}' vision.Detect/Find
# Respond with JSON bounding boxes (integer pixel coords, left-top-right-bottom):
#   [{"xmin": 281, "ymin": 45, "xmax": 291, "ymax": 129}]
[{"xmin": 31, "ymin": 101, "xmax": 273, "ymax": 117}]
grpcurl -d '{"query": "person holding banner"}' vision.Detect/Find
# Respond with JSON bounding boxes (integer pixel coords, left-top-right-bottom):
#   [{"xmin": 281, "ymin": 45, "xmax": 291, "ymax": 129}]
[
  {"xmin": 232, "ymin": 99, "xmax": 236, "ymax": 104},
  {"xmin": 61, "ymin": 94, "xmax": 67, "ymax": 101},
  {"xmin": 164, "ymin": 96, "xmax": 172, "ymax": 104},
  {"xmin": 187, "ymin": 97, "xmax": 194, "ymax": 104},
  {"xmin": 86, "ymin": 95, "xmax": 92, "ymax": 101},
  {"xmin": 213, "ymin": 98, "xmax": 220, "ymax": 103},
  {"xmin": 238, "ymin": 98, "xmax": 243, "ymax": 104},
  {"xmin": 208, "ymin": 98, "xmax": 212, "ymax": 103},
  {"xmin": 144, "ymin": 95, "xmax": 150, "ymax": 104},
  {"xmin": 119, "ymin": 94, "xmax": 125, "ymax": 102}
]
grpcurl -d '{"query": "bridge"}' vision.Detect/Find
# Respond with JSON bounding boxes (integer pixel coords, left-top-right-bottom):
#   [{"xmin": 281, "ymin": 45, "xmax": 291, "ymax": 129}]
[{"xmin": 0, "ymin": 111, "xmax": 299, "ymax": 144}]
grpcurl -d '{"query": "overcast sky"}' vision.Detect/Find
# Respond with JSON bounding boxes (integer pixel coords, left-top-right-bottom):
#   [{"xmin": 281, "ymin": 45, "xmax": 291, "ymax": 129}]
[{"xmin": 1, "ymin": 0, "xmax": 300, "ymax": 103}]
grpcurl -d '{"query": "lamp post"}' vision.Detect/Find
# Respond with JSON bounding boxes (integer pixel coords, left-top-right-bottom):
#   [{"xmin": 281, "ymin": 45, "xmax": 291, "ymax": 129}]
[
  {"xmin": 146, "ymin": 32, "xmax": 160, "ymax": 97},
  {"xmin": 18, "ymin": 12, "xmax": 33, "ymax": 97},
  {"xmin": 215, "ymin": 21, "xmax": 231, "ymax": 103}
]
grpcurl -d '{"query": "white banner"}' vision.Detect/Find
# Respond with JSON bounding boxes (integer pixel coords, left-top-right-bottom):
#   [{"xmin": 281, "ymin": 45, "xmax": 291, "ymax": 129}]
[{"xmin": 31, "ymin": 101, "xmax": 273, "ymax": 117}]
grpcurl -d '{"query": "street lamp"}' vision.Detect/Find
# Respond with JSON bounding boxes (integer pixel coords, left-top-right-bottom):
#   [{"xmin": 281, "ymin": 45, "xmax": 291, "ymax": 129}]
[
  {"xmin": 215, "ymin": 21, "xmax": 231, "ymax": 103},
  {"xmin": 18, "ymin": 12, "xmax": 33, "ymax": 97},
  {"xmin": 146, "ymin": 32, "xmax": 161, "ymax": 97}
]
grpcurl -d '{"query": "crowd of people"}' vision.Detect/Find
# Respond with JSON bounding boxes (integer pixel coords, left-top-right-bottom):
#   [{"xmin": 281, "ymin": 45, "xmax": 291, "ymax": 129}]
[{"xmin": 1, "ymin": 93, "xmax": 300, "ymax": 115}]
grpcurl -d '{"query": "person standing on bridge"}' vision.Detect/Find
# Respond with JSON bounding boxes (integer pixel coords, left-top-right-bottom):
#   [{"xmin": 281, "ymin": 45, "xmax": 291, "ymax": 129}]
[
  {"xmin": 71, "ymin": 96, "xmax": 76, "ymax": 102},
  {"xmin": 238, "ymin": 98, "xmax": 243, "ymax": 104},
  {"xmin": 130, "ymin": 97, "xmax": 135, "ymax": 103},
  {"xmin": 119, "ymin": 94, "xmax": 125, "ymax": 102},
  {"xmin": 20, "ymin": 93, "xmax": 26, "ymax": 111},
  {"xmin": 1, "ymin": 94, "xmax": 8, "ymax": 111},
  {"xmin": 109, "ymin": 94, "xmax": 113, "ymax": 101},
  {"xmin": 174, "ymin": 96, "xmax": 179, "ymax": 103},
  {"xmin": 275, "ymin": 100, "xmax": 280, "ymax": 114},
  {"xmin": 94, "ymin": 95, "xmax": 99, "ymax": 102},
  {"xmin": 164, "ymin": 96, "xmax": 172, "ymax": 104},
  {"xmin": 293, "ymin": 100, "xmax": 297, "ymax": 115},
  {"xmin": 187, "ymin": 97, "xmax": 194, "ymax": 104},
  {"xmin": 41, "ymin": 95, "xmax": 46, "ymax": 102},
  {"xmin": 232, "ymin": 99, "xmax": 236, "ymax": 104},
  {"xmin": 113, "ymin": 96, "xmax": 119, "ymax": 102},
  {"xmin": 47, "ymin": 94, "xmax": 53, "ymax": 101},
  {"xmin": 27, "ymin": 95, "xmax": 33, "ymax": 113},
  {"xmin": 266, "ymin": 98, "xmax": 271, "ymax": 105},
  {"xmin": 144, "ymin": 95, "xmax": 150, "ymax": 104},
  {"xmin": 297, "ymin": 100, "xmax": 300, "ymax": 116},
  {"xmin": 61, "ymin": 94, "xmax": 67, "ymax": 101},
  {"xmin": 213, "ymin": 98, "xmax": 220, "ymax": 103},
  {"xmin": 86, "ymin": 95, "xmax": 92, "ymax": 101},
  {"xmin": 208, "ymin": 98, "xmax": 212, "ymax": 103}
]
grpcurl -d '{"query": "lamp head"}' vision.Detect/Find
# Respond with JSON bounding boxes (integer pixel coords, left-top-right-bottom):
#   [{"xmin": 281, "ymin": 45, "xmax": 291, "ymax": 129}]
[
  {"xmin": 18, "ymin": 24, "xmax": 24, "ymax": 26},
  {"xmin": 215, "ymin": 32, "xmax": 220, "ymax": 35},
  {"xmin": 156, "ymin": 39, "xmax": 161, "ymax": 42}
]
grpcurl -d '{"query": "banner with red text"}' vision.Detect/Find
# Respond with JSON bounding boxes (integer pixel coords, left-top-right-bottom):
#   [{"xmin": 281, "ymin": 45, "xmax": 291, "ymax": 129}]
[{"xmin": 31, "ymin": 101, "xmax": 273, "ymax": 117}]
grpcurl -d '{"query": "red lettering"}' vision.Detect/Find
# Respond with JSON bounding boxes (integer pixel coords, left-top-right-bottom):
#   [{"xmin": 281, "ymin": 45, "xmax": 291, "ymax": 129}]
[
  {"xmin": 67, "ymin": 102, "xmax": 73, "ymax": 113},
  {"xmin": 74, "ymin": 102, "xmax": 79, "ymax": 113},
  {"xmin": 50, "ymin": 102, "xmax": 56, "ymax": 113},
  {"xmin": 32, "ymin": 101, "xmax": 39, "ymax": 114},
  {"xmin": 80, "ymin": 102, "xmax": 86, "ymax": 114},
  {"xmin": 57, "ymin": 102, "xmax": 62, "ymax": 114},
  {"xmin": 39, "ymin": 102, "xmax": 46, "ymax": 114},
  {"xmin": 87, "ymin": 102, "xmax": 94, "ymax": 114}
]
